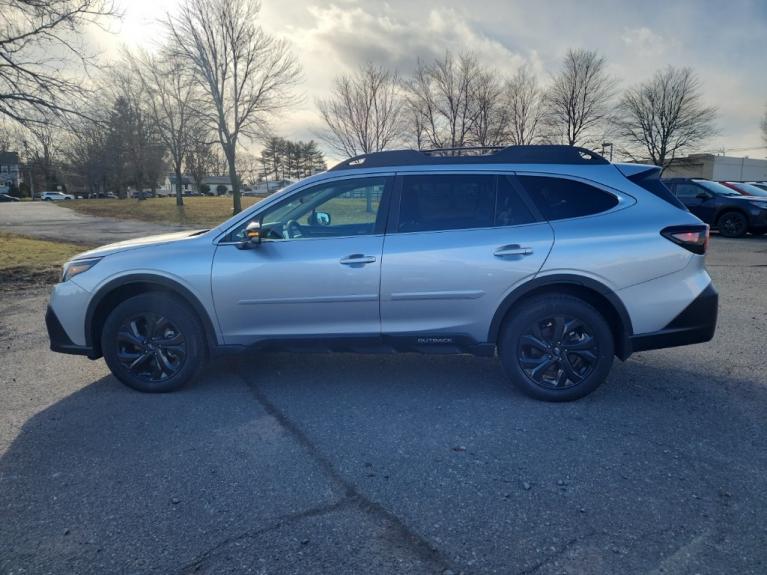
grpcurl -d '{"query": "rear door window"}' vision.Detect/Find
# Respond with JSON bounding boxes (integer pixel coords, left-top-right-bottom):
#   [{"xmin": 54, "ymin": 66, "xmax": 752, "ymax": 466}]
[
  {"xmin": 397, "ymin": 174, "xmax": 536, "ymax": 233},
  {"xmin": 517, "ymin": 175, "xmax": 619, "ymax": 221}
]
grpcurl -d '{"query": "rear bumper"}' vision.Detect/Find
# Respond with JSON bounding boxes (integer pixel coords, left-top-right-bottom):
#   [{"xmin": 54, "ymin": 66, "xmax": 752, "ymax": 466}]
[
  {"xmin": 629, "ymin": 283, "xmax": 718, "ymax": 353},
  {"xmin": 46, "ymin": 306, "xmax": 95, "ymax": 357}
]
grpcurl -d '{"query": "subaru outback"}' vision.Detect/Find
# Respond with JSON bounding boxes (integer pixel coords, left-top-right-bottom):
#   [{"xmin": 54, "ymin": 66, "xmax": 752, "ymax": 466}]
[{"xmin": 46, "ymin": 146, "xmax": 718, "ymax": 401}]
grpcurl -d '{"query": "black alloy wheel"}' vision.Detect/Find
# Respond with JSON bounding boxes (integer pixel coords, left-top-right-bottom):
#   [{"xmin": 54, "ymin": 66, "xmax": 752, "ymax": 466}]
[
  {"xmin": 116, "ymin": 313, "xmax": 187, "ymax": 383},
  {"xmin": 499, "ymin": 295, "xmax": 614, "ymax": 401},
  {"xmin": 517, "ymin": 315, "xmax": 598, "ymax": 389},
  {"xmin": 102, "ymin": 293, "xmax": 204, "ymax": 392},
  {"xmin": 718, "ymin": 211, "xmax": 748, "ymax": 238}
]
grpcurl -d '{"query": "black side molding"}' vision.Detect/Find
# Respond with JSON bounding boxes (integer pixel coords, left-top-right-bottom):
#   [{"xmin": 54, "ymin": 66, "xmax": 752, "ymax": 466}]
[
  {"xmin": 630, "ymin": 284, "xmax": 718, "ymax": 353},
  {"xmin": 46, "ymin": 306, "xmax": 96, "ymax": 358}
]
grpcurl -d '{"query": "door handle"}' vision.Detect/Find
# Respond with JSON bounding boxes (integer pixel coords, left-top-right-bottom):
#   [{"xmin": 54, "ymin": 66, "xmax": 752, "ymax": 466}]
[
  {"xmin": 340, "ymin": 254, "xmax": 377, "ymax": 265},
  {"xmin": 494, "ymin": 245, "xmax": 533, "ymax": 257}
]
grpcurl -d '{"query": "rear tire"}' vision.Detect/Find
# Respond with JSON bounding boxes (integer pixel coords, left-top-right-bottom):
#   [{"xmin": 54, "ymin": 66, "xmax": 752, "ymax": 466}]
[
  {"xmin": 101, "ymin": 293, "xmax": 205, "ymax": 392},
  {"xmin": 717, "ymin": 211, "xmax": 748, "ymax": 238},
  {"xmin": 499, "ymin": 295, "xmax": 614, "ymax": 401}
]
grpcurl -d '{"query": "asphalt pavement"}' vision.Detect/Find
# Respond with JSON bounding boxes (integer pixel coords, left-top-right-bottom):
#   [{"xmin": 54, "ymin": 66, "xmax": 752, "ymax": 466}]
[
  {"xmin": 0, "ymin": 201, "xmax": 193, "ymax": 244},
  {"xmin": 0, "ymin": 235, "xmax": 766, "ymax": 574}
]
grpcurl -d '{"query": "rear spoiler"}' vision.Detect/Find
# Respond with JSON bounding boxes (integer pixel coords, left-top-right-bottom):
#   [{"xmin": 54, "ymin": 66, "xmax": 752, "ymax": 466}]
[{"xmin": 615, "ymin": 163, "xmax": 687, "ymax": 210}]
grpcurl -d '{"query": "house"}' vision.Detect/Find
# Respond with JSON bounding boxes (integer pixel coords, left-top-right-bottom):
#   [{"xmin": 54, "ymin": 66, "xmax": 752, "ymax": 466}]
[
  {"xmin": 662, "ymin": 154, "xmax": 767, "ymax": 181},
  {"xmin": 250, "ymin": 179, "xmax": 293, "ymax": 195},
  {"xmin": 201, "ymin": 175, "xmax": 235, "ymax": 195},
  {"xmin": 0, "ymin": 151, "xmax": 21, "ymax": 194},
  {"xmin": 162, "ymin": 174, "xmax": 195, "ymax": 196}
]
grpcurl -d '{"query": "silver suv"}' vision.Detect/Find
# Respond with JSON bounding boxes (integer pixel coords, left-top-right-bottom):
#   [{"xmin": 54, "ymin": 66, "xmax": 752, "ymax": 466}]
[{"xmin": 46, "ymin": 146, "xmax": 718, "ymax": 401}]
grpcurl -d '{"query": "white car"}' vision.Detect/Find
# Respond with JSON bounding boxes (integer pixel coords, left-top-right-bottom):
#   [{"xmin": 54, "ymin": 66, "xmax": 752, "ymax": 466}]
[{"xmin": 40, "ymin": 191, "xmax": 74, "ymax": 201}]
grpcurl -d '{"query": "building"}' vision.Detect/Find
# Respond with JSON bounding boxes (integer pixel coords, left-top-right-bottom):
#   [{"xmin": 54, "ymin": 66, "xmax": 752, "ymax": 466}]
[
  {"xmin": 201, "ymin": 175, "xmax": 235, "ymax": 194},
  {"xmin": 0, "ymin": 151, "xmax": 21, "ymax": 193},
  {"xmin": 662, "ymin": 154, "xmax": 767, "ymax": 181},
  {"xmin": 249, "ymin": 179, "xmax": 293, "ymax": 195},
  {"xmin": 161, "ymin": 174, "xmax": 195, "ymax": 196}
]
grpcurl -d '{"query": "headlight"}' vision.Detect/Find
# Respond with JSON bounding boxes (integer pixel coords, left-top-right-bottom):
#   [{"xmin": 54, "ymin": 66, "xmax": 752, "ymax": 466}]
[{"xmin": 61, "ymin": 258, "xmax": 102, "ymax": 282}]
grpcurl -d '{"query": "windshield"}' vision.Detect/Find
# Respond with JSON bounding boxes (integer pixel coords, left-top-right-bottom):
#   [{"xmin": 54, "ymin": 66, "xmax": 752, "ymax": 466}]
[
  {"xmin": 695, "ymin": 180, "xmax": 741, "ymax": 196},
  {"xmin": 726, "ymin": 182, "xmax": 767, "ymax": 197}
]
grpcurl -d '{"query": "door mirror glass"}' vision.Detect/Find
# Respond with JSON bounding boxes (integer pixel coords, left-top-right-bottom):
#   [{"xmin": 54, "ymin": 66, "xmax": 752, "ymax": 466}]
[{"xmin": 308, "ymin": 211, "xmax": 331, "ymax": 226}]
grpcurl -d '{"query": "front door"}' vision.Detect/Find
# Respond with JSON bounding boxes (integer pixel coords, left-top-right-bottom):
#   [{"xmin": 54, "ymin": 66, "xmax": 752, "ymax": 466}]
[
  {"xmin": 212, "ymin": 175, "xmax": 392, "ymax": 345},
  {"xmin": 380, "ymin": 173, "xmax": 554, "ymax": 344}
]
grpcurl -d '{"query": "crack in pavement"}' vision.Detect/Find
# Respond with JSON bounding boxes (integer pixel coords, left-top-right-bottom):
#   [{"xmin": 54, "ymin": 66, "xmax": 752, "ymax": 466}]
[
  {"xmin": 233, "ymin": 360, "xmax": 458, "ymax": 574},
  {"xmin": 176, "ymin": 499, "xmax": 354, "ymax": 574}
]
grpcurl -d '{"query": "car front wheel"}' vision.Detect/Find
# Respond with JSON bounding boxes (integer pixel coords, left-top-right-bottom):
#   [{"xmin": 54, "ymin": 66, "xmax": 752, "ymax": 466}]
[
  {"xmin": 499, "ymin": 295, "xmax": 614, "ymax": 401},
  {"xmin": 101, "ymin": 293, "xmax": 205, "ymax": 392}
]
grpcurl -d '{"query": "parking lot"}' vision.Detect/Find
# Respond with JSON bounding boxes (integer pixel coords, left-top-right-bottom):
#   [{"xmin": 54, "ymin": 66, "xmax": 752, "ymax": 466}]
[{"xmin": 1, "ymin": 234, "xmax": 765, "ymax": 574}]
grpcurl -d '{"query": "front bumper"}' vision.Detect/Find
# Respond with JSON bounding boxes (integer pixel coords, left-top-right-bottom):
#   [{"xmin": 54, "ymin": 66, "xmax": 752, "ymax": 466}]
[
  {"xmin": 629, "ymin": 283, "xmax": 718, "ymax": 353},
  {"xmin": 46, "ymin": 306, "xmax": 94, "ymax": 357}
]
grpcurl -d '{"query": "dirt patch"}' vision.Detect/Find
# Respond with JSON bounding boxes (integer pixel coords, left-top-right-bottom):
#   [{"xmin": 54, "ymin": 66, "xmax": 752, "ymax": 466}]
[{"xmin": 0, "ymin": 266, "xmax": 59, "ymax": 292}]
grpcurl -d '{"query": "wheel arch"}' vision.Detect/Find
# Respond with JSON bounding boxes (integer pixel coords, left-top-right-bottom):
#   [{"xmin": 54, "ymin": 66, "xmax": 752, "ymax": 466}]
[
  {"xmin": 85, "ymin": 274, "xmax": 219, "ymax": 358},
  {"xmin": 487, "ymin": 275, "xmax": 634, "ymax": 360}
]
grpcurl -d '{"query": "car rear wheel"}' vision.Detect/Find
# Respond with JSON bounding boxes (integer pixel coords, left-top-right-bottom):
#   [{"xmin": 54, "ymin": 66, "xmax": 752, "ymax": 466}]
[
  {"xmin": 499, "ymin": 295, "xmax": 614, "ymax": 401},
  {"xmin": 717, "ymin": 211, "xmax": 748, "ymax": 238},
  {"xmin": 101, "ymin": 293, "xmax": 205, "ymax": 393}
]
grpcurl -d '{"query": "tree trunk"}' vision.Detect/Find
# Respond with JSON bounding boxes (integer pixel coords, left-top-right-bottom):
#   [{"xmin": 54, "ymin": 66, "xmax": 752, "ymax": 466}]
[
  {"xmin": 227, "ymin": 151, "xmax": 241, "ymax": 214},
  {"xmin": 175, "ymin": 166, "xmax": 184, "ymax": 207}
]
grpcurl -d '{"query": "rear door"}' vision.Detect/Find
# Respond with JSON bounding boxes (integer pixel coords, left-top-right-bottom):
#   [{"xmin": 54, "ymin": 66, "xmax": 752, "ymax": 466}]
[{"xmin": 380, "ymin": 172, "xmax": 554, "ymax": 345}]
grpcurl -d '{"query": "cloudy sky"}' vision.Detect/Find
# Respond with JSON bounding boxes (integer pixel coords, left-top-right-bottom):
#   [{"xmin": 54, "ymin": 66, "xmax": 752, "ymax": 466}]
[{"xmin": 93, "ymin": 0, "xmax": 767, "ymax": 160}]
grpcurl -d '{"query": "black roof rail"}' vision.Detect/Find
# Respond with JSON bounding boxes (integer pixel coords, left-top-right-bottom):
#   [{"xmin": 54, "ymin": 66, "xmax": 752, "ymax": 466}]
[{"xmin": 329, "ymin": 145, "xmax": 609, "ymax": 171}]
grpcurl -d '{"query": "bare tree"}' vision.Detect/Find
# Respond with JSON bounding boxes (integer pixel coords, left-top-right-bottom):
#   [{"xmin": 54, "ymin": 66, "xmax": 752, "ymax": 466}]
[
  {"xmin": 505, "ymin": 66, "xmax": 544, "ymax": 145},
  {"xmin": 317, "ymin": 64, "xmax": 404, "ymax": 158},
  {"xmin": 613, "ymin": 67, "xmax": 717, "ymax": 169},
  {"xmin": 0, "ymin": 0, "xmax": 119, "ymax": 126},
  {"xmin": 405, "ymin": 51, "xmax": 485, "ymax": 150},
  {"xmin": 543, "ymin": 49, "xmax": 614, "ymax": 146},
  {"xmin": 472, "ymin": 71, "xmax": 509, "ymax": 148},
  {"xmin": 129, "ymin": 50, "xmax": 201, "ymax": 206},
  {"xmin": 166, "ymin": 0, "xmax": 300, "ymax": 213}
]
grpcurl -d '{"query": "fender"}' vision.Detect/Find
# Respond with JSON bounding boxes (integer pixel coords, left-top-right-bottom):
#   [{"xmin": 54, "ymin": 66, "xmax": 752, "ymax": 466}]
[
  {"xmin": 487, "ymin": 273, "xmax": 634, "ymax": 359},
  {"xmin": 84, "ymin": 273, "xmax": 220, "ymax": 354}
]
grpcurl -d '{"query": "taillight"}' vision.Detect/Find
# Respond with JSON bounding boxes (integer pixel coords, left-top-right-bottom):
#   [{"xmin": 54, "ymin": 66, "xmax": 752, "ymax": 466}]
[{"xmin": 661, "ymin": 225, "xmax": 709, "ymax": 255}]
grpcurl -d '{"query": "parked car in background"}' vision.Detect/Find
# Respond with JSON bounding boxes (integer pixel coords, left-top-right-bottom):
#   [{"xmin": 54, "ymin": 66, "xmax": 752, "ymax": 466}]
[
  {"xmin": 719, "ymin": 181, "xmax": 767, "ymax": 197},
  {"xmin": 47, "ymin": 145, "xmax": 718, "ymax": 402},
  {"xmin": 0, "ymin": 193, "xmax": 20, "ymax": 202},
  {"xmin": 663, "ymin": 178, "xmax": 767, "ymax": 237},
  {"xmin": 742, "ymin": 182, "xmax": 767, "ymax": 193},
  {"xmin": 40, "ymin": 191, "xmax": 74, "ymax": 201}
]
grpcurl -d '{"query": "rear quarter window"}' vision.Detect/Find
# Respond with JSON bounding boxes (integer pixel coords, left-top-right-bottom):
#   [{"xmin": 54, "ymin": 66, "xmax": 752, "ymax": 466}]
[{"xmin": 517, "ymin": 175, "xmax": 619, "ymax": 221}]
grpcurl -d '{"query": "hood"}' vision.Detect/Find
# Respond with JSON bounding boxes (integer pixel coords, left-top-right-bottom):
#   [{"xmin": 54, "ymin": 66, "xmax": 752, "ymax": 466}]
[{"xmin": 71, "ymin": 229, "xmax": 208, "ymax": 260}]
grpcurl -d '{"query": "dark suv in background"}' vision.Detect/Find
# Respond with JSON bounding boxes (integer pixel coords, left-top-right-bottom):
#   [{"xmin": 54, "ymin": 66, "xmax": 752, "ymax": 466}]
[{"xmin": 663, "ymin": 178, "xmax": 767, "ymax": 237}]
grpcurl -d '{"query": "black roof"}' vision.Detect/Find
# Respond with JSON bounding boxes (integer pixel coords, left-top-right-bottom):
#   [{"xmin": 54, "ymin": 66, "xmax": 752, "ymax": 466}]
[{"xmin": 329, "ymin": 145, "xmax": 608, "ymax": 171}]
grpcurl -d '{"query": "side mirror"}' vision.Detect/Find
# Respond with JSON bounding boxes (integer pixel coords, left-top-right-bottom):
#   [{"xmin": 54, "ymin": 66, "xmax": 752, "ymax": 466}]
[
  {"xmin": 308, "ymin": 211, "xmax": 331, "ymax": 226},
  {"xmin": 237, "ymin": 221, "xmax": 262, "ymax": 249},
  {"xmin": 696, "ymin": 191, "xmax": 712, "ymax": 200}
]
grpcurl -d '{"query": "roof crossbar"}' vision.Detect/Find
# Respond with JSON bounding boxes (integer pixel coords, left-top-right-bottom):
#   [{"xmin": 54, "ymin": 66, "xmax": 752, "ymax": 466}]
[{"xmin": 329, "ymin": 145, "xmax": 609, "ymax": 171}]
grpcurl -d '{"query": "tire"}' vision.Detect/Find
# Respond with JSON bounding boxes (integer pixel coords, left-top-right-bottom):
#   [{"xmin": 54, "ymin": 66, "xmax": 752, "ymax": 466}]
[
  {"xmin": 499, "ymin": 295, "xmax": 614, "ymax": 402},
  {"xmin": 101, "ymin": 293, "xmax": 205, "ymax": 392},
  {"xmin": 750, "ymin": 229, "xmax": 767, "ymax": 236},
  {"xmin": 717, "ymin": 211, "xmax": 748, "ymax": 238}
]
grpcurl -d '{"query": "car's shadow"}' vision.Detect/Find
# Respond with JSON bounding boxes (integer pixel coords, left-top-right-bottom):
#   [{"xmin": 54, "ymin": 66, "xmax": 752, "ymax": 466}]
[{"xmin": 1, "ymin": 353, "xmax": 766, "ymax": 574}]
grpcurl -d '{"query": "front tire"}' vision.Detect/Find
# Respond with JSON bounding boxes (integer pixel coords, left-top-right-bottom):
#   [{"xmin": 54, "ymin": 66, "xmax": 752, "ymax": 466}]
[
  {"xmin": 717, "ymin": 211, "xmax": 748, "ymax": 238},
  {"xmin": 499, "ymin": 295, "xmax": 614, "ymax": 401},
  {"xmin": 101, "ymin": 293, "xmax": 205, "ymax": 392}
]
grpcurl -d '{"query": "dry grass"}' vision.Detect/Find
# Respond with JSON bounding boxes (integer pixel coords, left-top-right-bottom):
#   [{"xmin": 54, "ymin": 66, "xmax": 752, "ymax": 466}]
[
  {"xmin": 0, "ymin": 232, "xmax": 88, "ymax": 289},
  {"xmin": 60, "ymin": 196, "xmax": 262, "ymax": 228}
]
